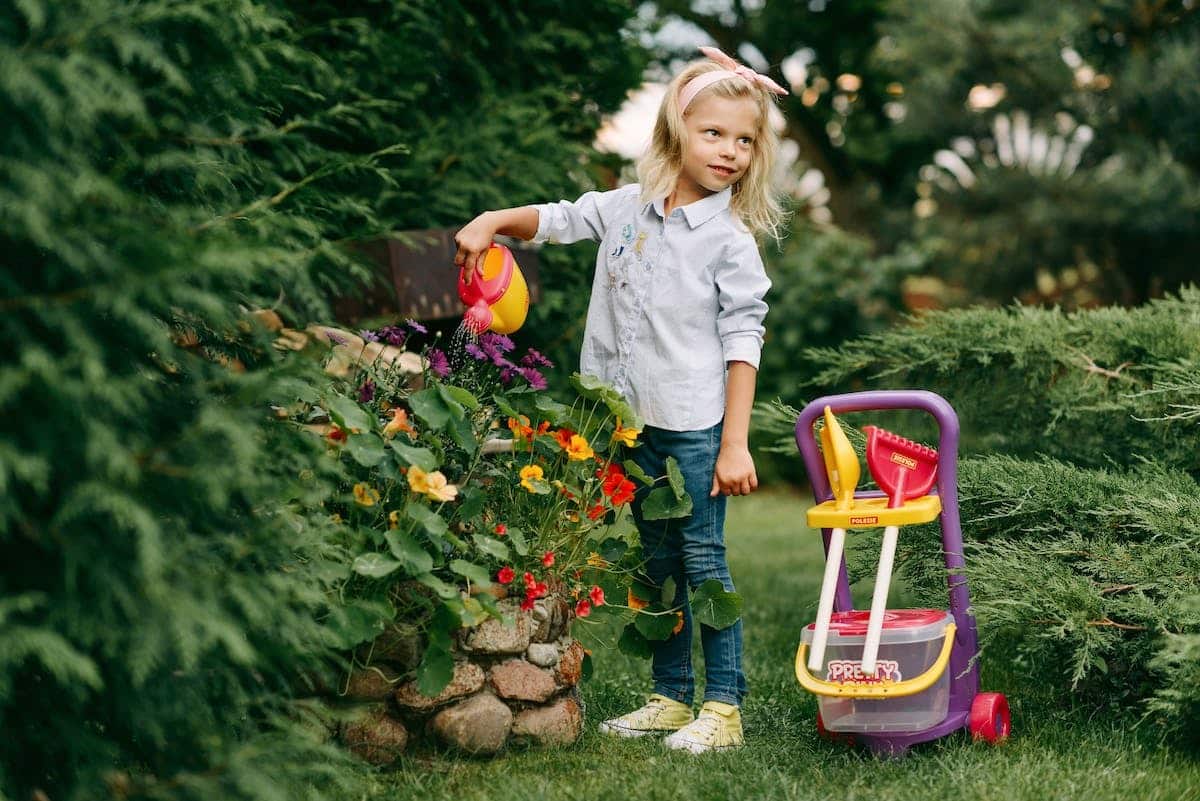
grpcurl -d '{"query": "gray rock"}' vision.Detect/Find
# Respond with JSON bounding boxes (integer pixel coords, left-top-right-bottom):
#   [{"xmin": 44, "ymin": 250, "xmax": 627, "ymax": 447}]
[
  {"xmin": 512, "ymin": 695, "xmax": 583, "ymax": 747},
  {"xmin": 526, "ymin": 642, "xmax": 560, "ymax": 668},
  {"xmin": 344, "ymin": 664, "xmax": 400, "ymax": 701},
  {"xmin": 394, "ymin": 661, "xmax": 484, "ymax": 712},
  {"xmin": 341, "ymin": 705, "xmax": 409, "ymax": 765},
  {"xmin": 431, "ymin": 692, "xmax": 513, "ymax": 755},
  {"xmin": 462, "ymin": 599, "xmax": 531, "ymax": 654}
]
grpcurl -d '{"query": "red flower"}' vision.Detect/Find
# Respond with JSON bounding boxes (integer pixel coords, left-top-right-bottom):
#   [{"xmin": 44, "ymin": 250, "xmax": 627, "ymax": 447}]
[
  {"xmin": 523, "ymin": 571, "xmax": 536, "ymax": 590},
  {"xmin": 589, "ymin": 585, "xmax": 606, "ymax": 606},
  {"xmin": 326, "ymin": 424, "xmax": 347, "ymax": 443},
  {"xmin": 497, "ymin": 566, "xmax": 515, "ymax": 584},
  {"xmin": 532, "ymin": 581, "xmax": 548, "ymax": 599},
  {"xmin": 586, "ymin": 501, "xmax": 607, "ymax": 520},
  {"xmin": 575, "ymin": 599, "xmax": 592, "ymax": 618},
  {"xmin": 610, "ymin": 479, "xmax": 636, "ymax": 507},
  {"xmin": 542, "ymin": 551, "xmax": 555, "ymax": 567},
  {"xmin": 600, "ymin": 464, "xmax": 625, "ymax": 495},
  {"xmin": 495, "ymin": 523, "xmax": 507, "ymax": 536},
  {"xmin": 520, "ymin": 596, "xmax": 535, "ymax": 612}
]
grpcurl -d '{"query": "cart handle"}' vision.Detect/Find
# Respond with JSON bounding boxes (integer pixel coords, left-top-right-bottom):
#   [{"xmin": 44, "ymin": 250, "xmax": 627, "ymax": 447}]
[{"xmin": 794, "ymin": 622, "xmax": 956, "ymax": 699}]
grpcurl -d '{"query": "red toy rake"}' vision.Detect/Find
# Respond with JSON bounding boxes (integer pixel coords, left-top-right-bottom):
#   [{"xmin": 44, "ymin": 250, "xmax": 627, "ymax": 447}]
[{"xmin": 860, "ymin": 425, "xmax": 939, "ymax": 673}]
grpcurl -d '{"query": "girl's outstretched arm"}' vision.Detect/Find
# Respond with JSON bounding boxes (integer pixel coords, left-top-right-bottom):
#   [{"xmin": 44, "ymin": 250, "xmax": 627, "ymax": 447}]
[
  {"xmin": 454, "ymin": 207, "xmax": 539, "ymax": 279},
  {"xmin": 711, "ymin": 360, "xmax": 759, "ymax": 497}
]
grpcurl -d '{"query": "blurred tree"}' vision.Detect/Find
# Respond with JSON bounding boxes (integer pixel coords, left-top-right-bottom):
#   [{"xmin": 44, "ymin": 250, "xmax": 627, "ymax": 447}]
[{"xmin": 646, "ymin": 1, "xmax": 1199, "ymax": 307}]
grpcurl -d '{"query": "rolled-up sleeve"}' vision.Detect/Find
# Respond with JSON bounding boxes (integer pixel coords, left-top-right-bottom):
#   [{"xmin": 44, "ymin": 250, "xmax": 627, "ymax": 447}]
[
  {"xmin": 532, "ymin": 185, "xmax": 637, "ymax": 245},
  {"xmin": 714, "ymin": 236, "xmax": 771, "ymax": 369}
]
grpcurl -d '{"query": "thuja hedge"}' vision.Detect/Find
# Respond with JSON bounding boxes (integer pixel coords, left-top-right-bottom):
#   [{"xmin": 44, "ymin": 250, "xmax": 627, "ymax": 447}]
[
  {"xmin": 768, "ymin": 289, "xmax": 1200, "ymax": 745},
  {"xmin": 0, "ymin": 1, "xmax": 642, "ymax": 799}
]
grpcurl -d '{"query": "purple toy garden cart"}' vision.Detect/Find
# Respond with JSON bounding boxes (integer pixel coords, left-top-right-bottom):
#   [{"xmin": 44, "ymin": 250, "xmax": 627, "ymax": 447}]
[{"xmin": 793, "ymin": 390, "xmax": 1010, "ymax": 756}]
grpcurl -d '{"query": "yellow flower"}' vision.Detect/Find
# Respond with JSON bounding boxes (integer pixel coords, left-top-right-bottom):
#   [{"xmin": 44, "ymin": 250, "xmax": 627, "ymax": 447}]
[
  {"xmin": 612, "ymin": 418, "xmax": 641, "ymax": 447},
  {"xmin": 383, "ymin": 408, "xmax": 415, "ymax": 439},
  {"xmin": 519, "ymin": 464, "xmax": 544, "ymax": 492},
  {"xmin": 352, "ymin": 482, "xmax": 380, "ymax": 507},
  {"xmin": 407, "ymin": 465, "xmax": 432, "ymax": 495},
  {"xmin": 423, "ymin": 470, "xmax": 459, "ymax": 503},
  {"xmin": 587, "ymin": 552, "xmax": 608, "ymax": 569},
  {"xmin": 388, "ymin": 510, "xmax": 401, "ymax": 530},
  {"xmin": 564, "ymin": 434, "xmax": 594, "ymax": 461}
]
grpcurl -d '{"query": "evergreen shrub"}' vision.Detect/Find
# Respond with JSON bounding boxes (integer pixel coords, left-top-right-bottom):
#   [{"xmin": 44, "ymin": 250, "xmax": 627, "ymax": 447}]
[{"xmin": 763, "ymin": 289, "xmax": 1200, "ymax": 743}]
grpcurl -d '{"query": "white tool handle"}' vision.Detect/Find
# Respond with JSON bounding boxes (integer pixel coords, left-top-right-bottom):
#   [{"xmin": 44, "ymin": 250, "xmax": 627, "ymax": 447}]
[
  {"xmin": 861, "ymin": 524, "xmax": 899, "ymax": 674},
  {"xmin": 807, "ymin": 527, "xmax": 846, "ymax": 671}
]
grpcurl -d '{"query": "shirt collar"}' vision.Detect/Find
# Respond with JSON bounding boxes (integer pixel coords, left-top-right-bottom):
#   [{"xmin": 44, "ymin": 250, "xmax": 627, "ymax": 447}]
[{"xmin": 645, "ymin": 187, "xmax": 732, "ymax": 228}]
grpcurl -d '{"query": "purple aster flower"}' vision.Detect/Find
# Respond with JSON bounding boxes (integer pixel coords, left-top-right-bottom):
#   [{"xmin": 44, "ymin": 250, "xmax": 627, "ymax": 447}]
[
  {"xmin": 520, "ymin": 348, "xmax": 553, "ymax": 369},
  {"xmin": 479, "ymin": 332, "xmax": 514, "ymax": 354},
  {"xmin": 357, "ymin": 378, "xmax": 376, "ymax": 403},
  {"xmin": 499, "ymin": 366, "xmax": 518, "ymax": 386},
  {"xmin": 464, "ymin": 342, "xmax": 487, "ymax": 361},
  {"xmin": 517, "ymin": 366, "xmax": 548, "ymax": 390},
  {"xmin": 426, "ymin": 348, "xmax": 451, "ymax": 378},
  {"xmin": 359, "ymin": 329, "xmax": 380, "ymax": 343},
  {"xmin": 380, "ymin": 325, "xmax": 406, "ymax": 347},
  {"xmin": 405, "ymin": 319, "xmax": 428, "ymax": 334}
]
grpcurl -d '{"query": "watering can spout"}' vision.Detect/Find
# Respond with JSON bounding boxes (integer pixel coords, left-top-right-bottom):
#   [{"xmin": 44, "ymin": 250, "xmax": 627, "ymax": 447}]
[{"xmin": 456, "ymin": 243, "xmax": 530, "ymax": 335}]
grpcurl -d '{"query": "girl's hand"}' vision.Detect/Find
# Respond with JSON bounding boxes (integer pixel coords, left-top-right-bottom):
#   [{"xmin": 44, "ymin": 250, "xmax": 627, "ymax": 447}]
[
  {"xmin": 454, "ymin": 212, "xmax": 497, "ymax": 282},
  {"xmin": 711, "ymin": 444, "xmax": 759, "ymax": 497}
]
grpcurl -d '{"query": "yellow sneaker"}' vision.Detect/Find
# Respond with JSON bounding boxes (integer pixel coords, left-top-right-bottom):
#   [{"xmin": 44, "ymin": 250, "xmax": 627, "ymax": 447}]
[
  {"xmin": 598, "ymin": 694, "xmax": 694, "ymax": 738},
  {"xmin": 663, "ymin": 701, "xmax": 743, "ymax": 753}
]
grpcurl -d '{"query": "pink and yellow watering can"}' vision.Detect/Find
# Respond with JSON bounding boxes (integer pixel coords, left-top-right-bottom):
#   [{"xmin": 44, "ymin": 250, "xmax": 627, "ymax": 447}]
[{"xmin": 457, "ymin": 243, "xmax": 530, "ymax": 335}]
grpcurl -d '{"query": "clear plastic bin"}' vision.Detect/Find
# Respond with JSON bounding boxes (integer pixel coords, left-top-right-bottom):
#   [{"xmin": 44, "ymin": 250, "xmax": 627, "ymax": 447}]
[{"xmin": 801, "ymin": 609, "xmax": 952, "ymax": 733}]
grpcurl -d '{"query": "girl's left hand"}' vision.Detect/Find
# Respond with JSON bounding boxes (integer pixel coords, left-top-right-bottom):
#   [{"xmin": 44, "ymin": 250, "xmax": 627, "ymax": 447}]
[{"xmin": 711, "ymin": 445, "xmax": 759, "ymax": 497}]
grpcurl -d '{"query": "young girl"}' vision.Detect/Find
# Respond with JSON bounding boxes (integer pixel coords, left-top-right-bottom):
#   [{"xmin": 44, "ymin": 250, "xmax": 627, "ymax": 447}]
[{"xmin": 454, "ymin": 47, "xmax": 787, "ymax": 753}]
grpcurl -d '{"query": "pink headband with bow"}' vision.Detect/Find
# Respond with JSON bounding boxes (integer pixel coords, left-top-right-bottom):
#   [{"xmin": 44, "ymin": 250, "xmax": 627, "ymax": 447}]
[{"xmin": 678, "ymin": 46, "xmax": 789, "ymax": 112}]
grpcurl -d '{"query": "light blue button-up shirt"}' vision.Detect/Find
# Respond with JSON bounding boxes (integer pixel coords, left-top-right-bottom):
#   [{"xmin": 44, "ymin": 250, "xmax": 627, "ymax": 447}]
[{"xmin": 532, "ymin": 184, "xmax": 771, "ymax": 432}]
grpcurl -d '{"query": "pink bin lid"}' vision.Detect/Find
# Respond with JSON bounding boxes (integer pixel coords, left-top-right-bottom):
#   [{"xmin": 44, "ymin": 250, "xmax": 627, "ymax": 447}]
[{"xmin": 804, "ymin": 609, "xmax": 947, "ymax": 636}]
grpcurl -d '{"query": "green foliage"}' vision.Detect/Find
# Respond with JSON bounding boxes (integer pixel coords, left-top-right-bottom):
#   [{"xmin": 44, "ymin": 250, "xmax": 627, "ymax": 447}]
[
  {"xmin": 878, "ymin": 0, "xmax": 1200, "ymax": 305},
  {"xmin": 803, "ymin": 287, "xmax": 1200, "ymax": 473},
  {"xmin": 0, "ymin": 0, "xmax": 647, "ymax": 795},
  {"xmin": 303, "ymin": 328, "xmax": 704, "ymax": 697},
  {"xmin": 762, "ymin": 291, "xmax": 1200, "ymax": 741}
]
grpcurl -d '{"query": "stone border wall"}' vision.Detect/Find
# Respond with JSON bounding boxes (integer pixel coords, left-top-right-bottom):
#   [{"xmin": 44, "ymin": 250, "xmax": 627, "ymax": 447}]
[{"xmin": 335, "ymin": 596, "xmax": 583, "ymax": 763}]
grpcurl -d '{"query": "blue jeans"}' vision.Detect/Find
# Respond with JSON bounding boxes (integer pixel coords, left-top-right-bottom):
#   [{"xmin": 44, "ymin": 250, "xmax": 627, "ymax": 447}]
[{"xmin": 630, "ymin": 422, "xmax": 747, "ymax": 707}]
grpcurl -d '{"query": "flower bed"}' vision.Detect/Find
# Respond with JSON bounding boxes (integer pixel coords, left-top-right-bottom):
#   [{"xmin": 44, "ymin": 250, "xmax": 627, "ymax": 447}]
[{"xmin": 276, "ymin": 321, "xmax": 740, "ymax": 757}]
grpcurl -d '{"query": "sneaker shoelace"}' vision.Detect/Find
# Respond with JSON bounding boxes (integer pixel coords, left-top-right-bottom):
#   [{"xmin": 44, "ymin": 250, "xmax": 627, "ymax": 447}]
[{"xmin": 685, "ymin": 712, "xmax": 722, "ymax": 743}]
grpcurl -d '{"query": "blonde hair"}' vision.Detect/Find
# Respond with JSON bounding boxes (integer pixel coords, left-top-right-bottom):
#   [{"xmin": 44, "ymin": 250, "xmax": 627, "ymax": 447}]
[{"xmin": 637, "ymin": 58, "xmax": 786, "ymax": 240}]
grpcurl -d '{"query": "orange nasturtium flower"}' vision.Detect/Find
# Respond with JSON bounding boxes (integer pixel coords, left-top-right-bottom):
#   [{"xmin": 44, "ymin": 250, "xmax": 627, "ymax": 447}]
[
  {"xmin": 519, "ymin": 464, "xmax": 544, "ymax": 492},
  {"xmin": 352, "ymin": 482, "xmax": 380, "ymax": 507},
  {"xmin": 383, "ymin": 408, "xmax": 415, "ymax": 439},
  {"xmin": 627, "ymin": 589, "xmax": 649, "ymax": 611},
  {"xmin": 508, "ymin": 415, "xmax": 534, "ymax": 442},
  {"xmin": 586, "ymin": 552, "xmax": 608, "ymax": 569},
  {"xmin": 612, "ymin": 418, "xmax": 641, "ymax": 447},
  {"xmin": 553, "ymin": 427, "xmax": 576, "ymax": 450},
  {"xmin": 672, "ymin": 610, "xmax": 685, "ymax": 635},
  {"xmin": 564, "ymin": 434, "xmax": 594, "ymax": 461}
]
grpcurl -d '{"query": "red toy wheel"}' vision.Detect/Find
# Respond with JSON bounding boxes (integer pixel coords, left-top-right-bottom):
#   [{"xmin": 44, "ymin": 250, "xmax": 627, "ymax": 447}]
[
  {"xmin": 816, "ymin": 710, "xmax": 855, "ymax": 746},
  {"xmin": 969, "ymin": 692, "xmax": 1011, "ymax": 743},
  {"xmin": 816, "ymin": 710, "xmax": 831, "ymax": 740}
]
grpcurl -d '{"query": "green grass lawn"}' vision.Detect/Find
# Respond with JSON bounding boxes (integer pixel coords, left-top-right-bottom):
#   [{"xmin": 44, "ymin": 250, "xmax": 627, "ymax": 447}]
[{"xmin": 373, "ymin": 489, "xmax": 1200, "ymax": 801}]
